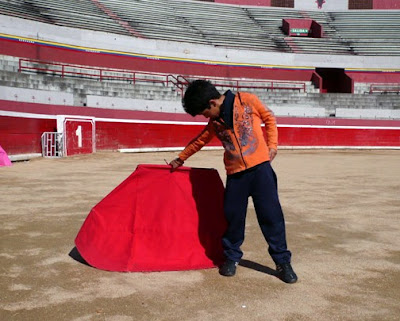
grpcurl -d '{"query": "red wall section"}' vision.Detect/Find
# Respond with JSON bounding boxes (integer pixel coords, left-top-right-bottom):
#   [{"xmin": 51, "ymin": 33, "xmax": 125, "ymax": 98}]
[
  {"xmin": 2, "ymin": 112, "xmax": 399, "ymax": 157},
  {"xmin": 2, "ymin": 37, "xmax": 399, "ymax": 84},
  {"xmin": 93, "ymin": 120, "xmax": 400, "ymax": 149},
  {"xmin": 96, "ymin": 122, "xmax": 220, "ymax": 150},
  {"xmin": 373, "ymin": 0, "xmax": 400, "ymax": 9},
  {"xmin": 95, "ymin": 121, "xmax": 400, "ymax": 150},
  {"xmin": 0, "ymin": 116, "xmax": 56, "ymax": 155},
  {"xmin": 1, "ymin": 100, "xmax": 400, "ymax": 156},
  {"xmin": 278, "ymin": 127, "xmax": 400, "ymax": 147},
  {"xmin": 0, "ymin": 38, "xmax": 313, "ymax": 81},
  {"xmin": 346, "ymin": 71, "xmax": 400, "ymax": 83}
]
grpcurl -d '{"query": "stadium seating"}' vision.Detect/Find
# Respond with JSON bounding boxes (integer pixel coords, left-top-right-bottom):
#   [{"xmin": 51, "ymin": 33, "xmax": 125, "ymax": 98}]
[
  {"xmin": 0, "ymin": 0, "xmax": 52, "ymax": 24},
  {"xmin": 1, "ymin": 54, "xmax": 399, "ymax": 119},
  {"xmin": 1, "ymin": 0, "xmax": 399, "ymax": 55},
  {"xmin": 329, "ymin": 11, "xmax": 400, "ymax": 56},
  {"xmin": 0, "ymin": 1, "xmax": 399, "ymax": 121},
  {"xmin": 0, "ymin": 0, "xmax": 130, "ymax": 36}
]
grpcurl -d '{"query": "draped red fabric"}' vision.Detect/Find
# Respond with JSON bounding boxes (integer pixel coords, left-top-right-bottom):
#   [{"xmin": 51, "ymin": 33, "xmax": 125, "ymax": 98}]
[{"xmin": 75, "ymin": 164, "xmax": 227, "ymax": 272}]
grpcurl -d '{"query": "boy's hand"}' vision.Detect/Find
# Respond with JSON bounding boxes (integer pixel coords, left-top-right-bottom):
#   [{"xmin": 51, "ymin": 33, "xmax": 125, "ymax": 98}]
[
  {"xmin": 269, "ymin": 148, "xmax": 277, "ymax": 162},
  {"xmin": 169, "ymin": 157, "xmax": 184, "ymax": 170}
]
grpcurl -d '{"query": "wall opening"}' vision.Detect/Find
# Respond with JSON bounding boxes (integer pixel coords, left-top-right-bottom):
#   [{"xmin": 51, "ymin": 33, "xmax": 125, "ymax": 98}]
[{"xmin": 315, "ymin": 68, "xmax": 354, "ymax": 93}]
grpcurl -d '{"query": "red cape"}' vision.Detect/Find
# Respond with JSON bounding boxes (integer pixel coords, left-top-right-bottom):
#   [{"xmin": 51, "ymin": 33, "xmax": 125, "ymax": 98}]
[{"xmin": 75, "ymin": 164, "xmax": 226, "ymax": 271}]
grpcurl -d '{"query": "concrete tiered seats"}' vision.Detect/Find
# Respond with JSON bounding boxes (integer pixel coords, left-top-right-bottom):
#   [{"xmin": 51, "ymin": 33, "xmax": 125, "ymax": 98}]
[
  {"xmin": 0, "ymin": 0, "xmax": 130, "ymax": 36},
  {"xmin": 98, "ymin": 0, "xmax": 206, "ymax": 44},
  {"xmin": 1, "ymin": 0, "xmax": 399, "ymax": 56},
  {"xmin": 329, "ymin": 11, "xmax": 400, "ymax": 56},
  {"xmin": 0, "ymin": 55, "xmax": 182, "ymax": 106},
  {"xmin": 285, "ymin": 37, "xmax": 352, "ymax": 55},
  {"xmin": 2, "ymin": 54, "xmax": 399, "ymax": 119},
  {"xmin": 100, "ymin": 0, "xmax": 279, "ymax": 51},
  {"xmin": 244, "ymin": 6, "xmax": 352, "ymax": 54},
  {"xmin": 0, "ymin": 0, "xmax": 52, "ymax": 24},
  {"xmin": 173, "ymin": 1, "xmax": 279, "ymax": 51}
]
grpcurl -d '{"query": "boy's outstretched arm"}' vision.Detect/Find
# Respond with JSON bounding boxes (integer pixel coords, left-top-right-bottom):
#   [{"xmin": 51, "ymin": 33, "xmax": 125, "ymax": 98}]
[
  {"xmin": 169, "ymin": 157, "xmax": 184, "ymax": 169},
  {"xmin": 169, "ymin": 122, "xmax": 215, "ymax": 169}
]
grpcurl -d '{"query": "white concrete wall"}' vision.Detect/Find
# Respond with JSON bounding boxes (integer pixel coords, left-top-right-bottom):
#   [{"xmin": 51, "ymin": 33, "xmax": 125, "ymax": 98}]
[
  {"xmin": 336, "ymin": 108, "xmax": 400, "ymax": 119},
  {"xmin": 294, "ymin": 0, "xmax": 348, "ymax": 11},
  {"xmin": 1, "ymin": 15, "xmax": 400, "ymax": 71},
  {"xmin": 270, "ymin": 105, "xmax": 326, "ymax": 117},
  {"xmin": 0, "ymin": 86, "xmax": 74, "ymax": 105},
  {"xmin": 86, "ymin": 96, "xmax": 327, "ymax": 117},
  {"xmin": 86, "ymin": 96, "xmax": 184, "ymax": 113}
]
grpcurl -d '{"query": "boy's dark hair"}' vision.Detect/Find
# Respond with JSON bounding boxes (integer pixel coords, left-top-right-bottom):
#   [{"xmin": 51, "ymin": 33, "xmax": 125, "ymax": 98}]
[{"xmin": 182, "ymin": 80, "xmax": 221, "ymax": 116}]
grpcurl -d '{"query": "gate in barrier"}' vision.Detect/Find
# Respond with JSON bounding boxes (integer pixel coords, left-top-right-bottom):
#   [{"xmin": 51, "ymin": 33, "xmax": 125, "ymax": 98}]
[{"xmin": 41, "ymin": 132, "xmax": 63, "ymax": 158}]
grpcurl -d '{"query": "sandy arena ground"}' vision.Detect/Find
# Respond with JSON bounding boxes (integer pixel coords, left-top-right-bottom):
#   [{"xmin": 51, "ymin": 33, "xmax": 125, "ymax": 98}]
[{"xmin": 1, "ymin": 149, "xmax": 399, "ymax": 321}]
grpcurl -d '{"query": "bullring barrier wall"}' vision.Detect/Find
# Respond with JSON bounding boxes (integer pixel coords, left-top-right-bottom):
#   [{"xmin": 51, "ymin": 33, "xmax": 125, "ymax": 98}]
[{"xmin": 1, "ymin": 15, "xmax": 400, "ymax": 157}]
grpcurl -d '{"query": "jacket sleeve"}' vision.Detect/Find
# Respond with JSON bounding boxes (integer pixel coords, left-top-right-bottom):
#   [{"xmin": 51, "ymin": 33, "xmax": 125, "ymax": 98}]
[
  {"xmin": 178, "ymin": 121, "xmax": 216, "ymax": 161},
  {"xmin": 249, "ymin": 94, "xmax": 278, "ymax": 150}
]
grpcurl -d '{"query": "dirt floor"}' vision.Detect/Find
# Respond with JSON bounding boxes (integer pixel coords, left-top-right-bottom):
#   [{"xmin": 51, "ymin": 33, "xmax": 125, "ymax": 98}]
[{"xmin": 1, "ymin": 149, "xmax": 399, "ymax": 321}]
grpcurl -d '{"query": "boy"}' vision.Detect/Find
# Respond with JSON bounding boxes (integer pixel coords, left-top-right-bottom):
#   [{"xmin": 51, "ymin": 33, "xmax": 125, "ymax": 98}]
[{"xmin": 169, "ymin": 80, "xmax": 297, "ymax": 284}]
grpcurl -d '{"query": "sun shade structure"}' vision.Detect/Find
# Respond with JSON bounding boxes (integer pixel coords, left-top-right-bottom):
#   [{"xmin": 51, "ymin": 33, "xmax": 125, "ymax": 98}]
[{"xmin": 75, "ymin": 164, "xmax": 226, "ymax": 272}]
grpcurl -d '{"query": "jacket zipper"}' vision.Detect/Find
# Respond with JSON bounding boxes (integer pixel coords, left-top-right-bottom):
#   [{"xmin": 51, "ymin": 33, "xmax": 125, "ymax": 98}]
[
  {"xmin": 218, "ymin": 117, "xmax": 247, "ymax": 169},
  {"xmin": 216, "ymin": 92, "xmax": 248, "ymax": 170},
  {"xmin": 234, "ymin": 92, "xmax": 247, "ymax": 169},
  {"xmin": 231, "ymin": 129, "xmax": 247, "ymax": 169}
]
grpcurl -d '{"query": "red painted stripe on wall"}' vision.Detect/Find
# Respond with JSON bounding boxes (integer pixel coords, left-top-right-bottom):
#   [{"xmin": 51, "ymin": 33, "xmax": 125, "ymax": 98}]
[{"xmin": 95, "ymin": 121, "xmax": 400, "ymax": 151}]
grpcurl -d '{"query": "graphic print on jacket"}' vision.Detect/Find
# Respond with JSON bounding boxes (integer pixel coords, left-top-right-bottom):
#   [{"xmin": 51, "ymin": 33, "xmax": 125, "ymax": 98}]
[
  {"xmin": 236, "ymin": 103, "xmax": 258, "ymax": 156},
  {"xmin": 213, "ymin": 120, "xmax": 236, "ymax": 161}
]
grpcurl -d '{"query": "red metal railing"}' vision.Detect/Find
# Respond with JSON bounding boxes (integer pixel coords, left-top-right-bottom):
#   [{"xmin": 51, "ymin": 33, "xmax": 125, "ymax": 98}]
[
  {"xmin": 172, "ymin": 75, "xmax": 306, "ymax": 93},
  {"xmin": 19, "ymin": 58, "xmax": 168, "ymax": 85},
  {"xmin": 18, "ymin": 58, "xmax": 308, "ymax": 94},
  {"xmin": 369, "ymin": 83, "xmax": 400, "ymax": 94}
]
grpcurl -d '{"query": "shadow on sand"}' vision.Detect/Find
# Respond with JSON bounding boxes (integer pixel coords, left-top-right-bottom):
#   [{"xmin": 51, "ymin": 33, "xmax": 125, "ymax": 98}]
[
  {"xmin": 68, "ymin": 246, "xmax": 91, "ymax": 267},
  {"xmin": 239, "ymin": 259, "xmax": 277, "ymax": 276}
]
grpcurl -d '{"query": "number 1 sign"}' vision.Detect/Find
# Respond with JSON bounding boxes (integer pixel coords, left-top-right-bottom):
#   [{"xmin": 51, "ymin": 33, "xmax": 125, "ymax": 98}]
[{"xmin": 58, "ymin": 116, "xmax": 95, "ymax": 156}]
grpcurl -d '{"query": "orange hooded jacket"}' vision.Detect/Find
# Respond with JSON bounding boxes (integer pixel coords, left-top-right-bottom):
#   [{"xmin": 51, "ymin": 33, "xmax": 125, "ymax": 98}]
[{"xmin": 178, "ymin": 92, "xmax": 278, "ymax": 175}]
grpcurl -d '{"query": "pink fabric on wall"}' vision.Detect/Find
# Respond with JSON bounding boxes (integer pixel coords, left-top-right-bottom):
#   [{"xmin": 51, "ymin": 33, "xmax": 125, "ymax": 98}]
[
  {"xmin": 75, "ymin": 164, "xmax": 227, "ymax": 272},
  {"xmin": 0, "ymin": 145, "xmax": 12, "ymax": 167}
]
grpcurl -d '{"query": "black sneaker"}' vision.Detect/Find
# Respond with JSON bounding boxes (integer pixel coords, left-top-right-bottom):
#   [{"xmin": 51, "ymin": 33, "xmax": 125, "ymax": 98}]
[
  {"xmin": 276, "ymin": 263, "xmax": 298, "ymax": 284},
  {"xmin": 219, "ymin": 260, "xmax": 238, "ymax": 277}
]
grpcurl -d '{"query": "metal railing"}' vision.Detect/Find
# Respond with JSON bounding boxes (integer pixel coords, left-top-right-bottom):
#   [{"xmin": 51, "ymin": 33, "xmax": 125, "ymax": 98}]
[
  {"xmin": 19, "ymin": 58, "xmax": 168, "ymax": 85},
  {"xmin": 174, "ymin": 75, "xmax": 307, "ymax": 93},
  {"xmin": 369, "ymin": 83, "xmax": 400, "ymax": 94},
  {"xmin": 18, "ymin": 58, "xmax": 308, "ymax": 94},
  {"xmin": 41, "ymin": 132, "xmax": 63, "ymax": 158}
]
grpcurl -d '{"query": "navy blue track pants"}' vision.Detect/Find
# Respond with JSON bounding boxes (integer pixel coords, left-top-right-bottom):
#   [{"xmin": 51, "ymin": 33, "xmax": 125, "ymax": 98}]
[{"xmin": 222, "ymin": 161, "xmax": 292, "ymax": 264}]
